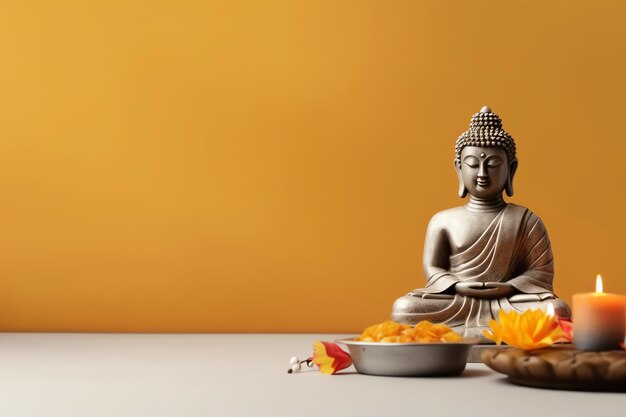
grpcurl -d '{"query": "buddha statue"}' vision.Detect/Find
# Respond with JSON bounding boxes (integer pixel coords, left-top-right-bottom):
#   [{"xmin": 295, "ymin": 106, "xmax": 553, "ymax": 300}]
[{"xmin": 391, "ymin": 106, "xmax": 571, "ymax": 340}]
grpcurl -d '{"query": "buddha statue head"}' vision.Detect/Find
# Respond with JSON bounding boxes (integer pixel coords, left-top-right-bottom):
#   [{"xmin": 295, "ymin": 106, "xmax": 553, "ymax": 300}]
[{"xmin": 454, "ymin": 106, "xmax": 518, "ymax": 200}]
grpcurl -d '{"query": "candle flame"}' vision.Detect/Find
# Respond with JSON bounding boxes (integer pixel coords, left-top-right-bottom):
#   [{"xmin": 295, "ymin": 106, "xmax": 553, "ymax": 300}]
[
  {"xmin": 546, "ymin": 303, "xmax": 555, "ymax": 318},
  {"xmin": 596, "ymin": 274, "xmax": 603, "ymax": 294}
]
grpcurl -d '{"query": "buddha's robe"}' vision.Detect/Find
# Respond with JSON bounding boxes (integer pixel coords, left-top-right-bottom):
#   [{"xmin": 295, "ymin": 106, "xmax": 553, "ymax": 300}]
[{"xmin": 391, "ymin": 204, "xmax": 571, "ymax": 339}]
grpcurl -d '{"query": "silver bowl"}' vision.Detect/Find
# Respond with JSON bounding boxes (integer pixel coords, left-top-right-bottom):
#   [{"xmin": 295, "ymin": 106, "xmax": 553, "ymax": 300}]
[{"xmin": 336, "ymin": 338, "xmax": 480, "ymax": 377}]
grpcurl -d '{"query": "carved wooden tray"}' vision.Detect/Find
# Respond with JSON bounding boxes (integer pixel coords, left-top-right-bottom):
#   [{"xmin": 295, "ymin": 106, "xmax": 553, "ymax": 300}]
[{"xmin": 481, "ymin": 346, "xmax": 626, "ymax": 392}]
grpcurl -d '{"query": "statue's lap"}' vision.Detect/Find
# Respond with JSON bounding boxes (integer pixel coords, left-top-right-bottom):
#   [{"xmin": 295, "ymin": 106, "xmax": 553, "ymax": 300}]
[{"xmin": 391, "ymin": 294, "xmax": 571, "ymax": 324}]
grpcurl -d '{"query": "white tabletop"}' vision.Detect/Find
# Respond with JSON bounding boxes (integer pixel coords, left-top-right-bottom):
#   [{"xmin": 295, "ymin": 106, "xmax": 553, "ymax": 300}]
[{"xmin": 0, "ymin": 333, "xmax": 622, "ymax": 417}]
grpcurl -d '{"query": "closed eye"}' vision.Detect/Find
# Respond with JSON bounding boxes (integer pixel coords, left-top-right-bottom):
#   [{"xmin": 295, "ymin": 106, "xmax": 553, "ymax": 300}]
[{"xmin": 462, "ymin": 155, "xmax": 480, "ymax": 168}]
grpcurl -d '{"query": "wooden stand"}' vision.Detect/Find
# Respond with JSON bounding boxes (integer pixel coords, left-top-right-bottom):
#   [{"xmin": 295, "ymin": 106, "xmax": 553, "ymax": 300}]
[{"xmin": 481, "ymin": 346, "xmax": 626, "ymax": 392}]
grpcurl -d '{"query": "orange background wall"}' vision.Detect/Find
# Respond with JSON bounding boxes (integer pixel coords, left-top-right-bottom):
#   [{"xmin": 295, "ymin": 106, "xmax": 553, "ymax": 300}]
[{"xmin": 0, "ymin": 1, "xmax": 625, "ymax": 332}]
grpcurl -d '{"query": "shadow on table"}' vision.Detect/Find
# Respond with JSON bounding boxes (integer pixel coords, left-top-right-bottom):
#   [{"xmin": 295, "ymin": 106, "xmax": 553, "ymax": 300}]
[
  {"xmin": 493, "ymin": 376, "xmax": 626, "ymax": 394},
  {"xmin": 459, "ymin": 368, "xmax": 493, "ymax": 378},
  {"xmin": 324, "ymin": 369, "xmax": 493, "ymax": 378}
]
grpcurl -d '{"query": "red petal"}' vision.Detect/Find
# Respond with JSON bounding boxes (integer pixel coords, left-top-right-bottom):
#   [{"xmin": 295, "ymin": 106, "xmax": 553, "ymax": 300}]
[
  {"xmin": 321, "ymin": 341, "xmax": 352, "ymax": 374},
  {"xmin": 557, "ymin": 318, "xmax": 573, "ymax": 342}
]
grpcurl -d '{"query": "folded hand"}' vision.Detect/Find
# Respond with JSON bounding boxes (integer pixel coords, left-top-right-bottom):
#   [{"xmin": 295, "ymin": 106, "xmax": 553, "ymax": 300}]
[{"xmin": 454, "ymin": 282, "xmax": 515, "ymax": 299}]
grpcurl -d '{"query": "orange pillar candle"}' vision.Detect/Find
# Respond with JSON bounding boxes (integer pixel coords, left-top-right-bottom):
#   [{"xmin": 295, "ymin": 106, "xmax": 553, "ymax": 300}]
[{"xmin": 573, "ymin": 275, "xmax": 626, "ymax": 351}]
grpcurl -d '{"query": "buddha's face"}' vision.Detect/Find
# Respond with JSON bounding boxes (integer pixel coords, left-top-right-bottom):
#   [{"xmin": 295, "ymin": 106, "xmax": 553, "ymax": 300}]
[{"xmin": 458, "ymin": 146, "xmax": 511, "ymax": 199}]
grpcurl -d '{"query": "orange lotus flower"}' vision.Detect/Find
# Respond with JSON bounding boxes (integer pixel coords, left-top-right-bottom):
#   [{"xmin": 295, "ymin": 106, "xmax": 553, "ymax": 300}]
[
  {"xmin": 484, "ymin": 308, "xmax": 565, "ymax": 350},
  {"xmin": 312, "ymin": 341, "xmax": 352, "ymax": 375}
]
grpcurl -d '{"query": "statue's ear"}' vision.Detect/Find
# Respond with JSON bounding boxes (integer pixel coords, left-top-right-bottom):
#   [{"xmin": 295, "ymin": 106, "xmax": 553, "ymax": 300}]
[
  {"xmin": 454, "ymin": 160, "xmax": 468, "ymax": 198},
  {"xmin": 505, "ymin": 159, "xmax": 518, "ymax": 197}
]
